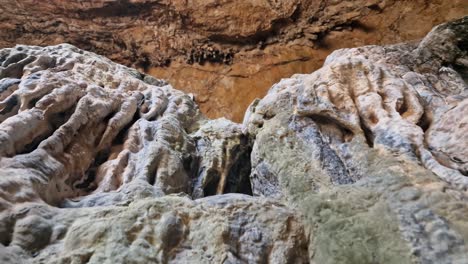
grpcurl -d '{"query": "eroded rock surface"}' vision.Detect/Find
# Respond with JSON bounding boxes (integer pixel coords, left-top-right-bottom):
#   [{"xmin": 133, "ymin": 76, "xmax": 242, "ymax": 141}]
[
  {"xmin": 1, "ymin": 194, "xmax": 308, "ymax": 264},
  {"xmin": 0, "ymin": 17, "xmax": 468, "ymax": 264},
  {"xmin": 0, "ymin": 44, "xmax": 276, "ymax": 263},
  {"xmin": 246, "ymin": 17, "xmax": 468, "ymax": 194},
  {"xmin": 1, "ymin": 0, "xmax": 466, "ymax": 121},
  {"xmin": 245, "ymin": 17, "xmax": 468, "ymax": 263}
]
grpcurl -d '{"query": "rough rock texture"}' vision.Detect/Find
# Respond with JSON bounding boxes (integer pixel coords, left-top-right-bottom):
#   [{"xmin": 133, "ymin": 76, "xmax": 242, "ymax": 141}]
[
  {"xmin": 1, "ymin": 195, "xmax": 308, "ymax": 264},
  {"xmin": 0, "ymin": 43, "xmax": 305, "ymax": 263},
  {"xmin": 245, "ymin": 17, "xmax": 468, "ymax": 263},
  {"xmin": 1, "ymin": 0, "xmax": 466, "ymax": 121},
  {"xmin": 1, "ymin": 17, "xmax": 468, "ymax": 263}
]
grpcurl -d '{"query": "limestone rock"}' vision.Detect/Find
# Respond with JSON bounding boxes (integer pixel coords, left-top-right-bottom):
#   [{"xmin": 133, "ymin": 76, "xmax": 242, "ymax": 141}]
[
  {"xmin": 245, "ymin": 16, "xmax": 468, "ymax": 263},
  {"xmin": 191, "ymin": 119, "xmax": 252, "ymax": 198},
  {"xmin": 5, "ymin": 195, "xmax": 308, "ymax": 264},
  {"xmin": 1, "ymin": 17, "xmax": 468, "ymax": 264},
  {"xmin": 246, "ymin": 16, "xmax": 468, "ymax": 194},
  {"xmin": 0, "ymin": 43, "xmax": 298, "ymax": 263}
]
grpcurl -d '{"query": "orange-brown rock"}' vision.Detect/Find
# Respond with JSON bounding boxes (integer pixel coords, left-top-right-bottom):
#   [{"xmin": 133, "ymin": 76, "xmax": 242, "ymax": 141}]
[{"xmin": 1, "ymin": 0, "xmax": 466, "ymax": 121}]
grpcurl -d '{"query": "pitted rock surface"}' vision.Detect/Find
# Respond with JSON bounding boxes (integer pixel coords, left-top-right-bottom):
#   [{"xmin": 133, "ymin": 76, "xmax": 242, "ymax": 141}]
[{"xmin": 0, "ymin": 18, "xmax": 468, "ymax": 263}]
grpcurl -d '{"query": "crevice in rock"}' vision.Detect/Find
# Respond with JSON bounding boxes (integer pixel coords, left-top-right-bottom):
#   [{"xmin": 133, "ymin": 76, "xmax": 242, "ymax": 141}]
[
  {"xmin": 16, "ymin": 105, "xmax": 76, "ymax": 156},
  {"xmin": 27, "ymin": 96, "xmax": 41, "ymax": 109},
  {"xmin": 417, "ymin": 110, "xmax": 432, "ymax": 133},
  {"xmin": 1, "ymin": 53, "xmax": 27, "ymax": 66},
  {"xmin": 79, "ymin": 1, "xmax": 157, "ymax": 19},
  {"xmin": 193, "ymin": 129, "xmax": 254, "ymax": 198},
  {"xmin": 308, "ymin": 114, "xmax": 354, "ymax": 143},
  {"xmin": 113, "ymin": 111, "xmax": 139, "ymax": 146},
  {"xmin": 344, "ymin": 20, "xmax": 376, "ymax": 33},
  {"xmin": 202, "ymin": 169, "xmax": 221, "ymax": 197},
  {"xmin": 0, "ymin": 56, "xmax": 36, "ymax": 79},
  {"xmin": 0, "ymin": 218, "xmax": 14, "ymax": 247},
  {"xmin": 74, "ymin": 149, "xmax": 110, "ymax": 191},
  {"xmin": 291, "ymin": 116, "xmax": 359, "ymax": 185},
  {"xmin": 367, "ymin": 4, "xmax": 382, "ymax": 12},
  {"xmin": 18, "ymin": 133, "xmax": 50, "ymax": 156},
  {"xmin": 0, "ymin": 94, "xmax": 19, "ymax": 120},
  {"xmin": 223, "ymin": 142, "xmax": 253, "ymax": 195},
  {"xmin": 359, "ymin": 116, "xmax": 375, "ymax": 147}
]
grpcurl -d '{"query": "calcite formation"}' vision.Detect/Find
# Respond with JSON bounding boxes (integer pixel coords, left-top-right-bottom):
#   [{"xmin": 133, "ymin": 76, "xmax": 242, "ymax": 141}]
[
  {"xmin": 0, "ymin": 17, "xmax": 468, "ymax": 263},
  {"xmin": 1, "ymin": 0, "xmax": 466, "ymax": 121}
]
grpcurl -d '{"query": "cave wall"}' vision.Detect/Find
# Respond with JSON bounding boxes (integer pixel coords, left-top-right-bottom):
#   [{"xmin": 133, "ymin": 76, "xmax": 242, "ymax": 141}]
[{"xmin": 0, "ymin": 0, "xmax": 466, "ymax": 121}]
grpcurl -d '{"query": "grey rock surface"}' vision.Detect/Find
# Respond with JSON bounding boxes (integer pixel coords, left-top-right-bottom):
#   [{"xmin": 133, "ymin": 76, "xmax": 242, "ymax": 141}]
[
  {"xmin": 245, "ymin": 16, "xmax": 468, "ymax": 264},
  {"xmin": 0, "ymin": 17, "xmax": 468, "ymax": 263}
]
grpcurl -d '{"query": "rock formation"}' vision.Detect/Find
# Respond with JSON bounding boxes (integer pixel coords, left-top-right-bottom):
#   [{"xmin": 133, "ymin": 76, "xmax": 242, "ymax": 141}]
[
  {"xmin": 0, "ymin": 16, "xmax": 468, "ymax": 263},
  {"xmin": 1, "ymin": 0, "xmax": 466, "ymax": 121},
  {"xmin": 245, "ymin": 17, "xmax": 468, "ymax": 263}
]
